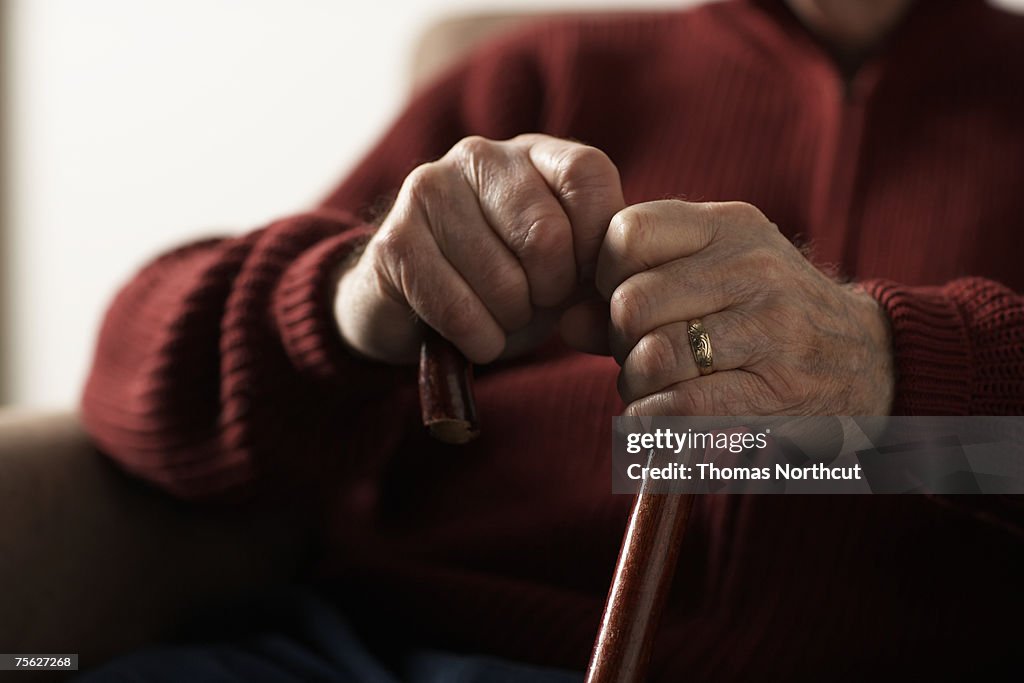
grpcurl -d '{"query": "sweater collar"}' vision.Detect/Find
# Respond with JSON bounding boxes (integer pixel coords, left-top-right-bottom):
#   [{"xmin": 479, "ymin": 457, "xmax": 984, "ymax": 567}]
[{"xmin": 717, "ymin": 0, "xmax": 995, "ymax": 97}]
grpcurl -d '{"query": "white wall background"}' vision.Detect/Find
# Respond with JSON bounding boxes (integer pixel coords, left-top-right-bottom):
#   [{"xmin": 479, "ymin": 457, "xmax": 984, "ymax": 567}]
[
  {"xmin": 2, "ymin": 0, "xmax": 689, "ymax": 407},
  {"xmin": 3, "ymin": 0, "xmax": 1023, "ymax": 407}
]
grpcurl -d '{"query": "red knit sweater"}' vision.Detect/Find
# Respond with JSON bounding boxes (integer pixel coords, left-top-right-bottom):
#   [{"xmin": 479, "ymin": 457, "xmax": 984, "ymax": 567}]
[{"xmin": 82, "ymin": 0, "xmax": 1024, "ymax": 679}]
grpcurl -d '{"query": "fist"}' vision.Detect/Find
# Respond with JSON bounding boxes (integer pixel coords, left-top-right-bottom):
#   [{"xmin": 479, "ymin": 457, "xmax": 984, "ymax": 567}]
[
  {"xmin": 335, "ymin": 134, "xmax": 624, "ymax": 364},
  {"xmin": 592, "ymin": 200, "xmax": 894, "ymax": 416}
]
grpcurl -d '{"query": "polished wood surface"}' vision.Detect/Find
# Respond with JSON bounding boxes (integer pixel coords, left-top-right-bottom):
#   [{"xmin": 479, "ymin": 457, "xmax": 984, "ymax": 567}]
[
  {"xmin": 418, "ymin": 328, "xmax": 480, "ymax": 444},
  {"xmin": 586, "ymin": 468, "xmax": 694, "ymax": 683}
]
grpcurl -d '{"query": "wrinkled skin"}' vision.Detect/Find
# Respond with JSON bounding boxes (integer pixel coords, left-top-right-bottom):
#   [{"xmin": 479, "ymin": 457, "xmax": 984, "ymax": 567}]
[
  {"xmin": 594, "ymin": 199, "xmax": 893, "ymax": 416},
  {"xmin": 336, "ymin": 134, "xmax": 894, "ymax": 416},
  {"xmin": 336, "ymin": 133, "xmax": 624, "ymax": 365}
]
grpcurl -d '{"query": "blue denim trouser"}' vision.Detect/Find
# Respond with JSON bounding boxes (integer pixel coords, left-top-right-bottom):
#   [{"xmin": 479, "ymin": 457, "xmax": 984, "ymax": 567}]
[{"xmin": 76, "ymin": 587, "xmax": 584, "ymax": 683}]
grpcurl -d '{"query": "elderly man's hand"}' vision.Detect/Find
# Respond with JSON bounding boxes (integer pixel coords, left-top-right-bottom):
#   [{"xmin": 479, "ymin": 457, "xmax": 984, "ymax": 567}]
[
  {"xmin": 336, "ymin": 134, "xmax": 624, "ymax": 365},
  {"xmin": 591, "ymin": 200, "xmax": 894, "ymax": 416}
]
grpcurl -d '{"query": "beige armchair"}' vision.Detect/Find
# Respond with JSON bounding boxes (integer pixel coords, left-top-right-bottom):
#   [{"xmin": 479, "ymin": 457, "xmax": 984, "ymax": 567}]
[{"xmin": 0, "ymin": 409, "xmax": 308, "ymax": 678}]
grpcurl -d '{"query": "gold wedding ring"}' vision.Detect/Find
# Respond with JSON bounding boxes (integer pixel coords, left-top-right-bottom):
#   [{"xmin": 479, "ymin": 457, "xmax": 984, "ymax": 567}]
[{"xmin": 687, "ymin": 319, "xmax": 714, "ymax": 376}]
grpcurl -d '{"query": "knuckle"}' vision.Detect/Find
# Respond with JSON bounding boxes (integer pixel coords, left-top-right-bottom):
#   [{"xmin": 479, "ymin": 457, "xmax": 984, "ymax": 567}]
[
  {"xmin": 372, "ymin": 227, "xmax": 414, "ymax": 271},
  {"xmin": 690, "ymin": 202, "xmax": 723, "ymax": 245},
  {"xmin": 511, "ymin": 132, "xmax": 548, "ymax": 147},
  {"xmin": 717, "ymin": 201, "xmax": 768, "ymax": 224},
  {"xmin": 610, "ymin": 280, "xmax": 651, "ymax": 341},
  {"xmin": 747, "ymin": 243, "xmax": 778, "ymax": 264},
  {"xmin": 744, "ymin": 245, "xmax": 781, "ymax": 278},
  {"xmin": 512, "ymin": 211, "xmax": 568, "ymax": 262},
  {"xmin": 452, "ymin": 135, "xmax": 494, "ymax": 162},
  {"xmin": 632, "ymin": 331, "xmax": 677, "ymax": 382},
  {"xmin": 705, "ymin": 202, "xmax": 779, "ymax": 249},
  {"xmin": 553, "ymin": 145, "xmax": 619, "ymax": 199},
  {"xmin": 559, "ymin": 144, "xmax": 610, "ymax": 173},
  {"xmin": 609, "ymin": 207, "xmax": 654, "ymax": 257},
  {"xmin": 403, "ymin": 162, "xmax": 447, "ymax": 205},
  {"xmin": 369, "ymin": 228, "xmax": 417, "ymax": 302},
  {"xmin": 450, "ymin": 136, "xmax": 501, "ymax": 189}
]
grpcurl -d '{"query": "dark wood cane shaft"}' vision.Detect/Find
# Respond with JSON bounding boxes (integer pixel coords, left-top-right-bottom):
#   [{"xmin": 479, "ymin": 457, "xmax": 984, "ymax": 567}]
[
  {"xmin": 586, "ymin": 474, "xmax": 695, "ymax": 683},
  {"xmin": 418, "ymin": 328, "xmax": 480, "ymax": 444},
  {"xmin": 419, "ymin": 333, "xmax": 692, "ymax": 681}
]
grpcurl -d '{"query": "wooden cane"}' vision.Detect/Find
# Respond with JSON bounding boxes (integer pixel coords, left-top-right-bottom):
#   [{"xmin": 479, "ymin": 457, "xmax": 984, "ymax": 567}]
[
  {"xmin": 418, "ymin": 338, "xmax": 692, "ymax": 681},
  {"xmin": 418, "ymin": 328, "xmax": 479, "ymax": 445},
  {"xmin": 585, "ymin": 458, "xmax": 694, "ymax": 683}
]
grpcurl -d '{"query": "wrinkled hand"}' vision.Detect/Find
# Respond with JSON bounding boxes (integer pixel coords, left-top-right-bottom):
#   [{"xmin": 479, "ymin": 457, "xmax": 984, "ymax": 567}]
[
  {"xmin": 588, "ymin": 200, "xmax": 894, "ymax": 416},
  {"xmin": 335, "ymin": 134, "xmax": 624, "ymax": 364}
]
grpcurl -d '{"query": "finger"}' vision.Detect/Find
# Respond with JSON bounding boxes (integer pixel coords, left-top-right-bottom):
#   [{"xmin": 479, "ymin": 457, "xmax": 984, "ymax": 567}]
[
  {"xmin": 560, "ymin": 297, "xmax": 611, "ymax": 355},
  {"xmin": 597, "ymin": 200, "xmax": 718, "ymax": 300},
  {"xmin": 374, "ymin": 206, "xmax": 506, "ymax": 365},
  {"xmin": 623, "ymin": 370, "xmax": 772, "ymax": 417},
  {"xmin": 596, "ymin": 200, "xmax": 723, "ymax": 300},
  {"xmin": 608, "ymin": 248, "xmax": 753, "ymax": 361},
  {"xmin": 617, "ymin": 311, "xmax": 754, "ymax": 404},
  {"xmin": 421, "ymin": 164, "xmax": 533, "ymax": 332},
  {"xmin": 521, "ymin": 135, "xmax": 625, "ymax": 283},
  {"xmin": 449, "ymin": 137, "xmax": 575, "ymax": 307}
]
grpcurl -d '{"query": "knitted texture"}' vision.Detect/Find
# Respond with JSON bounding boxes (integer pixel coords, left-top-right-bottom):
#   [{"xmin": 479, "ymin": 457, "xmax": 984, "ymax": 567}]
[{"xmin": 81, "ymin": 0, "xmax": 1024, "ymax": 679}]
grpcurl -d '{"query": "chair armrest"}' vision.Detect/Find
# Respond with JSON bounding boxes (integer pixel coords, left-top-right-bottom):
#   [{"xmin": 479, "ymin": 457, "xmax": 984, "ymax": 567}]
[
  {"xmin": 409, "ymin": 13, "xmax": 531, "ymax": 88},
  {"xmin": 0, "ymin": 409, "xmax": 310, "ymax": 676}
]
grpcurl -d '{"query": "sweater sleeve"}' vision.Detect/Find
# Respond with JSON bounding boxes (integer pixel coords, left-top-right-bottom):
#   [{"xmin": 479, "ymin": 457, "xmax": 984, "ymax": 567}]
[
  {"xmin": 80, "ymin": 30, "xmax": 547, "ymax": 501},
  {"xmin": 863, "ymin": 277, "xmax": 1024, "ymax": 415}
]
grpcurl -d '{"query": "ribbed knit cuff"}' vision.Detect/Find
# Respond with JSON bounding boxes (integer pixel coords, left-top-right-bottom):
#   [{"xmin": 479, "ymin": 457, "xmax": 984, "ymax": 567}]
[
  {"xmin": 273, "ymin": 225, "xmax": 376, "ymax": 381},
  {"xmin": 862, "ymin": 279, "xmax": 972, "ymax": 415}
]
